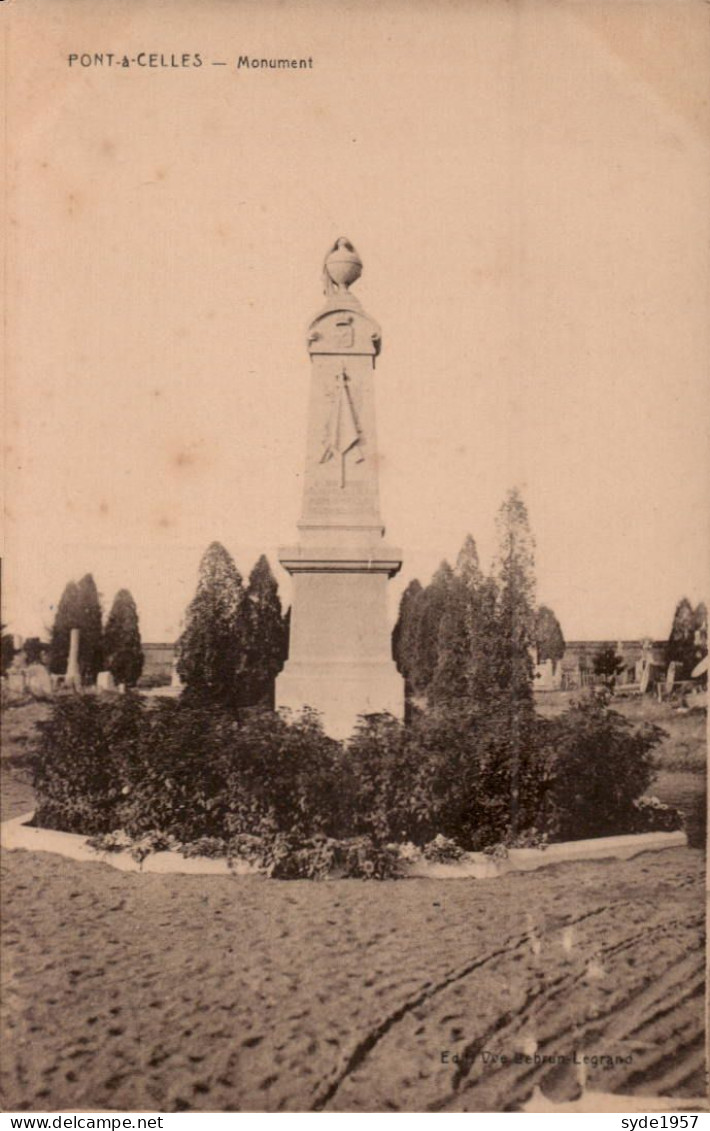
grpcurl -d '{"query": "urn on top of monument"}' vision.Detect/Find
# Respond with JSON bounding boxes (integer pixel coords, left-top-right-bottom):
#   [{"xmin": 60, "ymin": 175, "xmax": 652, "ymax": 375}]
[
  {"xmin": 323, "ymin": 237, "xmax": 362, "ymax": 293},
  {"xmin": 309, "ymin": 238, "xmax": 381, "ymax": 358}
]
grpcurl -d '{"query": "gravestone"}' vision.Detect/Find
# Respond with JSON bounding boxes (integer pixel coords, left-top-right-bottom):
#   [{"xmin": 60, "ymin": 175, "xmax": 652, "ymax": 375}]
[
  {"xmin": 65, "ymin": 627, "xmax": 81, "ymax": 689},
  {"xmin": 26, "ymin": 663, "xmax": 53, "ymax": 699},
  {"xmin": 7, "ymin": 669, "xmax": 26, "ymax": 694},
  {"xmin": 96, "ymin": 670, "xmax": 116, "ymax": 693},
  {"xmin": 639, "ymin": 663, "xmax": 651, "ymax": 695},
  {"xmin": 276, "ymin": 239, "xmax": 404, "ymax": 738},
  {"xmin": 665, "ymin": 661, "xmax": 678, "ymax": 696}
]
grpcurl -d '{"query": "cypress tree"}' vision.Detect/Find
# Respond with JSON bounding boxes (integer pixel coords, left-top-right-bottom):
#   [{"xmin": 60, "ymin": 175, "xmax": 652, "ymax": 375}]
[
  {"xmin": 1, "ymin": 630, "xmax": 16, "ymax": 676},
  {"xmin": 49, "ymin": 580, "xmax": 80, "ymax": 676},
  {"xmin": 493, "ymin": 489, "xmax": 536, "ymax": 704},
  {"xmin": 103, "ymin": 589, "xmax": 144, "ymax": 687},
  {"xmin": 667, "ymin": 597, "xmax": 698, "ymax": 678},
  {"xmin": 693, "ymin": 603, "xmax": 707, "ymax": 669},
  {"xmin": 430, "ymin": 535, "xmax": 482, "ymax": 709},
  {"xmin": 534, "ymin": 605, "xmax": 565, "ymax": 665},
  {"xmin": 466, "ymin": 574, "xmax": 504, "ymax": 708},
  {"xmin": 392, "ymin": 578, "xmax": 423, "ymax": 682},
  {"xmin": 23, "ymin": 637, "xmax": 45, "ymax": 665},
  {"xmin": 490, "ymin": 488, "xmax": 537, "ymax": 835},
  {"xmin": 282, "ymin": 606, "xmax": 291, "ymax": 666},
  {"xmin": 411, "ymin": 561, "xmax": 454, "ymax": 694},
  {"xmin": 241, "ymin": 555, "xmax": 285, "ymax": 708},
  {"xmin": 176, "ymin": 542, "xmax": 246, "ymax": 707},
  {"xmin": 76, "ymin": 574, "xmax": 104, "ymax": 685},
  {"xmin": 455, "ymin": 533, "xmax": 483, "ymax": 592}
]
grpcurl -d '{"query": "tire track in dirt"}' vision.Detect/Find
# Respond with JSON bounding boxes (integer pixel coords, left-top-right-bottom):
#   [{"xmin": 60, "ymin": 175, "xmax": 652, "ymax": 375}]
[
  {"xmin": 3, "ymin": 843, "xmax": 702, "ymax": 1112},
  {"xmin": 310, "ymin": 931, "xmax": 533, "ymax": 1110},
  {"xmin": 444, "ymin": 912, "xmax": 705, "ymax": 1111},
  {"xmin": 322, "ymin": 899, "xmax": 703, "ymax": 1112},
  {"xmin": 431, "ymin": 916, "xmax": 693, "ymax": 1108},
  {"xmin": 313, "ymin": 900, "xmax": 634, "ymax": 1111}
]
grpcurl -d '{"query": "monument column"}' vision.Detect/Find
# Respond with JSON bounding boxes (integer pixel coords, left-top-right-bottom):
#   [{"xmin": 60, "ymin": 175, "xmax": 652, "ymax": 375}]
[{"xmin": 277, "ymin": 239, "xmax": 404, "ymax": 739}]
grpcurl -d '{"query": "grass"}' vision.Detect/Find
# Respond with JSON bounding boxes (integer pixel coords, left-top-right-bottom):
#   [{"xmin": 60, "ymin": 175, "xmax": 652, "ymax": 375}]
[
  {"xmin": 1, "ymin": 698, "xmax": 52, "ymax": 768},
  {"xmin": 535, "ymin": 689, "xmax": 706, "ymax": 773},
  {"xmin": 534, "ymin": 689, "xmax": 707, "ymax": 847}
]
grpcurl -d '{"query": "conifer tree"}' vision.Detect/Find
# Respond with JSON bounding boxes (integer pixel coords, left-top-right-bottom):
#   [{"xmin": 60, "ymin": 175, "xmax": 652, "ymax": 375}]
[
  {"xmin": 1, "ymin": 630, "xmax": 15, "ymax": 676},
  {"xmin": 411, "ymin": 561, "xmax": 454, "ymax": 694},
  {"xmin": 493, "ymin": 489, "xmax": 536, "ymax": 704},
  {"xmin": 466, "ymin": 574, "xmax": 504, "ymax": 708},
  {"xmin": 534, "ymin": 606, "xmax": 565, "ymax": 665},
  {"xmin": 592, "ymin": 644, "xmax": 625, "ymax": 686},
  {"xmin": 693, "ymin": 602, "xmax": 707, "ymax": 662},
  {"xmin": 430, "ymin": 535, "xmax": 482, "ymax": 708},
  {"xmin": 455, "ymin": 533, "xmax": 483, "ymax": 593},
  {"xmin": 76, "ymin": 574, "xmax": 104, "ymax": 684},
  {"xmin": 103, "ymin": 589, "xmax": 144, "ymax": 687},
  {"xmin": 240, "ymin": 555, "xmax": 285, "ymax": 708},
  {"xmin": 491, "ymin": 489, "xmax": 537, "ymax": 834},
  {"xmin": 176, "ymin": 542, "xmax": 246, "ymax": 707},
  {"xmin": 50, "ymin": 575, "xmax": 104, "ymax": 683},
  {"xmin": 49, "ymin": 580, "xmax": 80, "ymax": 676},
  {"xmin": 667, "ymin": 597, "xmax": 698, "ymax": 678},
  {"xmin": 392, "ymin": 578, "xmax": 423, "ymax": 682},
  {"xmin": 23, "ymin": 637, "xmax": 45, "ymax": 665},
  {"xmin": 282, "ymin": 606, "xmax": 291, "ymax": 666}
]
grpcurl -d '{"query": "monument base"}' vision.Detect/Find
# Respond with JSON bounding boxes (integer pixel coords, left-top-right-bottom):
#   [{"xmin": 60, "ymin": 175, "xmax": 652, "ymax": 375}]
[{"xmin": 277, "ymin": 658, "xmax": 404, "ymax": 740}]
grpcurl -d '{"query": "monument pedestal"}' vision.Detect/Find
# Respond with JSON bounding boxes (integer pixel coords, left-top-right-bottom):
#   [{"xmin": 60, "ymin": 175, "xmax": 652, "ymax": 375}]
[
  {"xmin": 276, "ymin": 239, "xmax": 404, "ymax": 738},
  {"xmin": 278, "ymin": 545, "xmax": 402, "ymax": 738}
]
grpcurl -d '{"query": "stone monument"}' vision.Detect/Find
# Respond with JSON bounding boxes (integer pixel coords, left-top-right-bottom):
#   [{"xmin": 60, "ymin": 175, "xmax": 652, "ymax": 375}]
[
  {"xmin": 65, "ymin": 627, "xmax": 81, "ymax": 689},
  {"xmin": 276, "ymin": 238, "xmax": 404, "ymax": 738}
]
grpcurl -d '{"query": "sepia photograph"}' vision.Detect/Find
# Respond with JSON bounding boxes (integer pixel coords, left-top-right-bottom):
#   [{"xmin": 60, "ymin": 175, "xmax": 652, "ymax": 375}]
[{"xmin": 1, "ymin": 0, "xmax": 708, "ymax": 1116}]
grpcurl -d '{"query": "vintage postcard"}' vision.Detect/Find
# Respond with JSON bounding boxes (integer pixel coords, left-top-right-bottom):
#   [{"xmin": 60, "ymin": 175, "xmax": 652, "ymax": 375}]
[{"xmin": 1, "ymin": 0, "xmax": 708, "ymax": 1116}]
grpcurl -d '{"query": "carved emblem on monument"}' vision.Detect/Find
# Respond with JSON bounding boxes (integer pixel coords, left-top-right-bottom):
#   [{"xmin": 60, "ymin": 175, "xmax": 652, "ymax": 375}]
[
  {"xmin": 334, "ymin": 316, "xmax": 355, "ymax": 348},
  {"xmin": 320, "ymin": 367, "xmax": 364, "ymax": 487}
]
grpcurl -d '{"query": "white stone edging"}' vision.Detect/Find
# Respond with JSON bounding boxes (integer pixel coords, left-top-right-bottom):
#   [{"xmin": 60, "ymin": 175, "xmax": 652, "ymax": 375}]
[{"xmin": 0, "ymin": 812, "xmax": 688, "ymax": 878}]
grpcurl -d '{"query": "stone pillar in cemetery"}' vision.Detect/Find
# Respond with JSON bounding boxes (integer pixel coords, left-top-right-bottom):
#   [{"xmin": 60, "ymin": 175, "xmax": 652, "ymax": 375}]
[
  {"xmin": 65, "ymin": 627, "xmax": 81, "ymax": 689},
  {"xmin": 276, "ymin": 239, "xmax": 404, "ymax": 739}
]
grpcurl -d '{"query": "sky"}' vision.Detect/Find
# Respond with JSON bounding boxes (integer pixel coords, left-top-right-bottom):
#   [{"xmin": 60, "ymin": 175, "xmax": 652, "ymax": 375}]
[{"xmin": 4, "ymin": 0, "xmax": 709, "ymax": 645}]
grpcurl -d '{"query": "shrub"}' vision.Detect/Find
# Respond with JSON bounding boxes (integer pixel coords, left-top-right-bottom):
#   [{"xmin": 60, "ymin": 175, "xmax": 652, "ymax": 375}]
[
  {"xmin": 268, "ymin": 834, "xmax": 339, "ymax": 880},
  {"xmin": 33, "ymin": 694, "xmax": 143, "ymax": 833},
  {"xmin": 32, "ymin": 696, "xmax": 342, "ymax": 846},
  {"xmin": 341, "ymin": 705, "xmax": 554, "ymax": 852},
  {"xmin": 337, "ymin": 836, "xmax": 404, "ymax": 880},
  {"xmin": 630, "ymin": 796, "xmax": 684, "ymax": 834},
  {"xmin": 341, "ymin": 713, "xmax": 436, "ymax": 844},
  {"xmin": 87, "ymin": 828, "xmax": 177, "ymax": 863},
  {"xmin": 31, "ymin": 687, "xmax": 671, "ymax": 874},
  {"xmin": 481, "ymin": 826, "xmax": 549, "ymax": 859},
  {"xmin": 544, "ymin": 696, "xmax": 665, "ymax": 841},
  {"xmin": 179, "ymin": 836, "xmax": 231, "ymax": 859},
  {"xmin": 422, "ymin": 834, "xmax": 466, "ymax": 862},
  {"xmin": 216, "ymin": 708, "xmax": 342, "ymax": 843}
]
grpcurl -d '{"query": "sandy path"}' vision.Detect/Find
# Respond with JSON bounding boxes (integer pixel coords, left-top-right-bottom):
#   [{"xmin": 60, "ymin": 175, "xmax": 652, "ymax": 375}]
[{"xmin": 1, "ymin": 834, "xmax": 705, "ymax": 1113}]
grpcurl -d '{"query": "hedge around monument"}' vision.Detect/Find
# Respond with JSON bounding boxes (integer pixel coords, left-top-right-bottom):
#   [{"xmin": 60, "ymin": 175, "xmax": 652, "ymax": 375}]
[{"xmin": 26, "ymin": 691, "xmax": 680, "ymax": 878}]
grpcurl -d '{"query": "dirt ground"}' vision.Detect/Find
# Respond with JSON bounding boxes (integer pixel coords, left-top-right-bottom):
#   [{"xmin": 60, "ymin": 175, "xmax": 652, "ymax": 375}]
[
  {"xmin": 1, "ymin": 814, "xmax": 706, "ymax": 1111},
  {"xmin": 1, "ymin": 699, "xmax": 706, "ymax": 1112}
]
